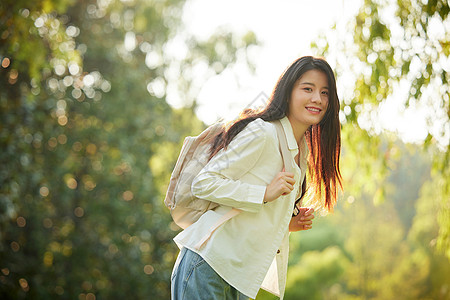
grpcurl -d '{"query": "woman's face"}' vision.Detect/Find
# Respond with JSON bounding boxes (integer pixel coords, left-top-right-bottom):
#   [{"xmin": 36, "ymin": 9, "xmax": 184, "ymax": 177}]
[{"xmin": 287, "ymin": 69, "xmax": 329, "ymax": 130}]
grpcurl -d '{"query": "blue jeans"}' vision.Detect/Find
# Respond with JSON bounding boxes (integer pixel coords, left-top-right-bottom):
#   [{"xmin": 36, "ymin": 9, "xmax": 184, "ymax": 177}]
[{"xmin": 171, "ymin": 248, "xmax": 250, "ymax": 300}]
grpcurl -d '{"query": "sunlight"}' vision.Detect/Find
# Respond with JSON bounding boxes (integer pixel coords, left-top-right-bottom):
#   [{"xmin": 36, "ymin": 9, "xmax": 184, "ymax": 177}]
[{"xmin": 179, "ymin": 0, "xmax": 449, "ymax": 147}]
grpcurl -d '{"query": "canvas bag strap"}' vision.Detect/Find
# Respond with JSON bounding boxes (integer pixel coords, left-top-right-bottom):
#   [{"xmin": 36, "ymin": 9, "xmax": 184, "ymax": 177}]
[
  {"xmin": 274, "ymin": 120, "xmax": 304, "ymax": 212},
  {"xmin": 193, "ymin": 207, "xmax": 241, "ymax": 250},
  {"xmin": 274, "ymin": 120, "xmax": 293, "ymax": 173}
]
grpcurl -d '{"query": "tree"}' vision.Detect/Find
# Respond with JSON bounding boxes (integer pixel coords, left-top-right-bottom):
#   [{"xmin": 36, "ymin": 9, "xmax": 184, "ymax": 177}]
[
  {"xmin": 0, "ymin": 0, "xmax": 257, "ymax": 298},
  {"xmin": 312, "ymin": 0, "xmax": 450, "ymax": 259},
  {"xmin": 279, "ymin": 138, "xmax": 449, "ymax": 299},
  {"xmin": 408, "ymin": 174, "xmax": 450, "ymax": 299}
]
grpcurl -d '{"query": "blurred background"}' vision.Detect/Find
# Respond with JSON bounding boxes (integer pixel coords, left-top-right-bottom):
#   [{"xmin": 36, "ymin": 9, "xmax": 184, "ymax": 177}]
[{"xmin": 1, "ymin": 0, "xmax": 449, "ymax": 299}]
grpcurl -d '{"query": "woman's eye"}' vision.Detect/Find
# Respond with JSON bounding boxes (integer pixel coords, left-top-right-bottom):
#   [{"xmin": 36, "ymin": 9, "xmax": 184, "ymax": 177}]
[
  {"xmin": 322, "ymin": 91, "xmax": 329, "ymax": 96},
  {"xmin": 304, "ymin": 88, "xmax": 312, "ymax": 92}
]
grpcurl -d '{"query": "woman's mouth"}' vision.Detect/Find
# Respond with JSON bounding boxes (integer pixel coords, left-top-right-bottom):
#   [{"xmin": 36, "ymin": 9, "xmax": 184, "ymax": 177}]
[{"xmin": 306, "ymin": 107, "xmax": 321, "ymax": 114}]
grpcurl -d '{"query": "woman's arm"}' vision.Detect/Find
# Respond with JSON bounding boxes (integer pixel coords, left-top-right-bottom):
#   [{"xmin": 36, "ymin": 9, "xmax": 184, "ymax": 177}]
[{"xmin": 192, "ymin": 119, "xmax": 273, "ymax": 213}]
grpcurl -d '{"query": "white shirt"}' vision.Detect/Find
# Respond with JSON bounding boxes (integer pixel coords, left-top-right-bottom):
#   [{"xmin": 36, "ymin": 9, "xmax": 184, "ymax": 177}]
[{"xmin": 173, "ymin": 117, "xmax": 308, "ymax": 299}]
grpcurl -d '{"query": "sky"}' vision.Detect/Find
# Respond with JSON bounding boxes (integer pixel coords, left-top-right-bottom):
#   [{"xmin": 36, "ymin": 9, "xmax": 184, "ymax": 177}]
[{"xmin": 172, "ymin": 0, "xmax": 449, "ymax": 146}]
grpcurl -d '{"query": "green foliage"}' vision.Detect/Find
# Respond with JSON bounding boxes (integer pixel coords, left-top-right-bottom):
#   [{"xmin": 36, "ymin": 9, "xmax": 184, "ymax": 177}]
[
  {"xmin": 274, "ymin": 139, "xmax": 450, "ymax": 300},
  {"xmin": 0, "ymin": 0, "xmax": 257, "ymax": 298},
  {"xmin": 284, "ymin": 247, "xmax": 347, "ymax": 300},
  {"xmin": 312, "ymin": 0, "xmax": 450, "ymax": 260},
  {"xmin": 2, "ymin": 0, "xmax": 449, "ymax": 299}
]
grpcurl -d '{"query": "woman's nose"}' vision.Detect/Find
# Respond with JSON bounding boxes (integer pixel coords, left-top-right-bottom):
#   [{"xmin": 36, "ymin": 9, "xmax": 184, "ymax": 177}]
[{"xmin": 311, "ymin": 91, "xmax": 322, "ymax": 103}]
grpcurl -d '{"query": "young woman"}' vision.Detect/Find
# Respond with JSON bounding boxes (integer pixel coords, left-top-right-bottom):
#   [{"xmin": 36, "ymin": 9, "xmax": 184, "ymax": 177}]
[{"xmin": 171, "ymin": 56, "xmax": 342, "ymax": 300}]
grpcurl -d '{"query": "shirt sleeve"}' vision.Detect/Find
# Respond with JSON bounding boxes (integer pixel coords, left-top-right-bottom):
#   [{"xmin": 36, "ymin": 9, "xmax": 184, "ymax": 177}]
[{"xmin": 191, "ymin": 119, "xmax": 270, "ymax": 213}]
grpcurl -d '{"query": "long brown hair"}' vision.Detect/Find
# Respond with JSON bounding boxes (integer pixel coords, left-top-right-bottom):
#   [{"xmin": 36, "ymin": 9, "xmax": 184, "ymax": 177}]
[{"xmin": 209, "ymin": 56, "xmax": 342, "ymax": 211}]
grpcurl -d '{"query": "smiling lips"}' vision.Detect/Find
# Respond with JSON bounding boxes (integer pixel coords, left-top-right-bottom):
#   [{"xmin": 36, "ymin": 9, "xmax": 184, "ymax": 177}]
[{"xmin": 305, "ymin": 106, "xmax": 322, "ymax": 114}]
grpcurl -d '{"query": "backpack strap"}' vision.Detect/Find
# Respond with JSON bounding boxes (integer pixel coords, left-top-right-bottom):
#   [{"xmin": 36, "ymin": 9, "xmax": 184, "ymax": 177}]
[
  {"xmin": 274, "ymin": 120, "xmax": 294, "ymax": 173},
  {"xmin": 274, "ymin": 120, "xmax": 305, "ymax": 211},
  {"xmin": 193, "ymin": 207, "xmax": 241, "ymax": 250}
]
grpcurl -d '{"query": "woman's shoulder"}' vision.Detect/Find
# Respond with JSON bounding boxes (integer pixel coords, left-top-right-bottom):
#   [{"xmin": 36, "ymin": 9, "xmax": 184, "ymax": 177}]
[
  {"xmin": 227, "ymin": 118, "xmax": 278, "ymax": 149},
  {"xmin": 224, "ymin": 118, "xmax": 278, "ymax": 158},
  {"xmin": 244, "ymin": 118, "xmax": 278, "ymax": 140}
]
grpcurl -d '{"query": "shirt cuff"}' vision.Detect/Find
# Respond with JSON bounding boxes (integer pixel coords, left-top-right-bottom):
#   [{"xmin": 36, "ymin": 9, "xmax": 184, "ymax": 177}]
[{"xmin": 241, "ymin": 185, "xmax": 266, "ymax": 213}]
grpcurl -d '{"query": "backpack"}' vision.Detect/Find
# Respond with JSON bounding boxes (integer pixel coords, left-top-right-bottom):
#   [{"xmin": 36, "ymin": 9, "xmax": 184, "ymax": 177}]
[{"xmin": 164, "ymin": 119, "xmax": 292, "ymax": 229}]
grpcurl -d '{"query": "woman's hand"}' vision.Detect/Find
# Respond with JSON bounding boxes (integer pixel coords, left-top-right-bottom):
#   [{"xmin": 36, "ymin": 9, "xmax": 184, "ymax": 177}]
[
  {"xmin": 263, "ymin": 172, "xmax": 295, "ymax": 203},
  {"xmin": 289, "ymin": 207, "xmax": 315, "ymax": 232}
]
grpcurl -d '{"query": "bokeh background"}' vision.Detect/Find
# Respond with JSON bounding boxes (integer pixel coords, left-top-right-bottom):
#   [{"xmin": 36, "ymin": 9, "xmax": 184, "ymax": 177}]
[{"xmin": 1, "ymin": 0, "xmax": 449, "ymax": 299}]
